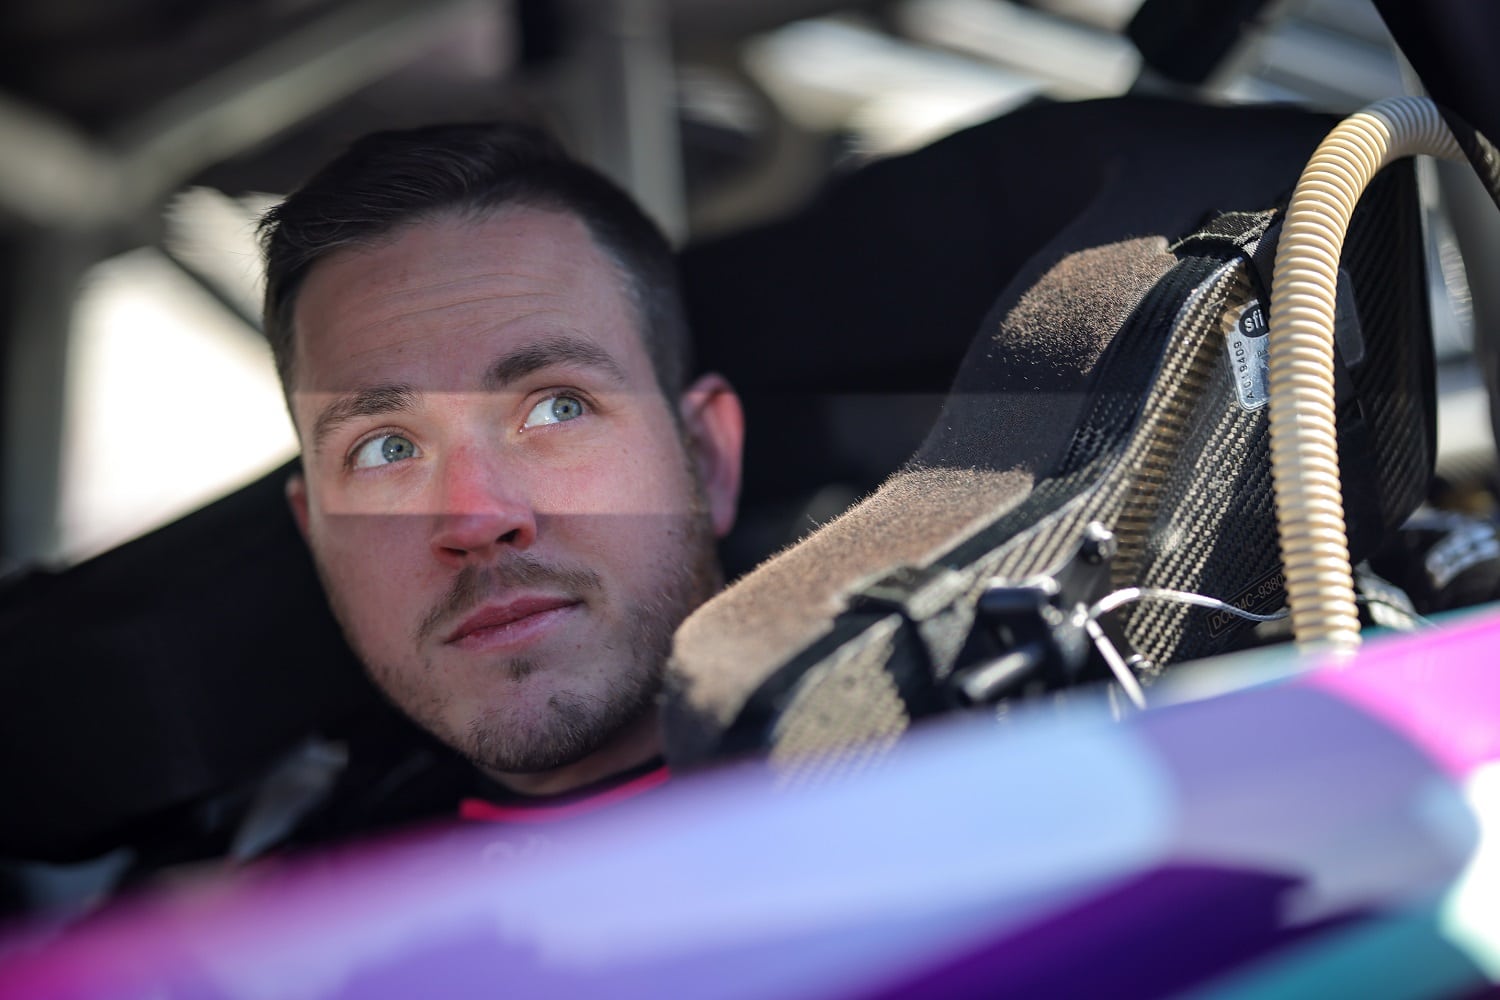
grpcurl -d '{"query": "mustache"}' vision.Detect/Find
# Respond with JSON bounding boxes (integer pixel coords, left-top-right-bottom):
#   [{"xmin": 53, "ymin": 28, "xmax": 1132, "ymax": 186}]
[{"xmin": 414, "ymin": 554, "xmax": 604, "ymax": 643}]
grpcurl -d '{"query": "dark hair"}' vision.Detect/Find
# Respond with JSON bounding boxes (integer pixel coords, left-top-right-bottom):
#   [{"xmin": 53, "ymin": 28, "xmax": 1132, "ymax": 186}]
[{"xmin": 258, "ymin": 122, "xmax": 691, "ymax": 395}]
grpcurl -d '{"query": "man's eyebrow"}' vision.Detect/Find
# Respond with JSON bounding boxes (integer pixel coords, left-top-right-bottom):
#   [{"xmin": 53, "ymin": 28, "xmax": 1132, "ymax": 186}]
[
  {"xmin": 311, "ymin": 382, "xmax": 416, "ymax": 452},
  {"xmin": 482, "ymin": 335, "xmax": 628, "ymax": 390}
]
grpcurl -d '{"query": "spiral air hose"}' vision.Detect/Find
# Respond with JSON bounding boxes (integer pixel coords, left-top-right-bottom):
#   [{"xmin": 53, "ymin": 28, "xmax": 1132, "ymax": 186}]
[{"xmin": 1269, "ymin": 96, "xmax": 1463, "ymax": 653}]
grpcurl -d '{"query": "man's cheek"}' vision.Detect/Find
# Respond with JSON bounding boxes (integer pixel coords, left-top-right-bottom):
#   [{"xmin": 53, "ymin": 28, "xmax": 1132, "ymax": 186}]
[
  {"xmin": 314, "ymin": 515, "xmax": 431, "ymax": 597},
  {"xmin": 531, "ymin": 462, "xmax": 691, "ymax": 518},
  {"xmin": 333, "ymin": 571, "xmax": 421, "ymax": 658},
  {"xmin": 316, "ymin": 510, "xmax": 424, "ymax": 549}
]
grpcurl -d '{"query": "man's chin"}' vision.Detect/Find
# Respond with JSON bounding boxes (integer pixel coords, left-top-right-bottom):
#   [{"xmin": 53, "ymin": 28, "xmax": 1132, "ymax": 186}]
[{"xmin": 458, "ymin": 678, "xmax": 656, "ymax": 776}]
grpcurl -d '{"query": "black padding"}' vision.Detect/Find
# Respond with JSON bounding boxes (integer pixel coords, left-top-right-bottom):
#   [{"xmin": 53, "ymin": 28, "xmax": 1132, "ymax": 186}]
[
  {"xmin": 683, "ymin": 97, "xmax": 1342, "ymax": 575},
  {"xmin": 680, "ymin": 104, "xmax": 1094, "ymax": 574},
  {"xmin": 0, "ymin": 462, "xmax": 391, "ymax": 861},
  {"xmin": 1127, "ymin": 0, "xmax": 1277, "ymax": 84},
  {"xmin": 1374, "ymin": 0, "xmax": 1500, "ymax": 162}
]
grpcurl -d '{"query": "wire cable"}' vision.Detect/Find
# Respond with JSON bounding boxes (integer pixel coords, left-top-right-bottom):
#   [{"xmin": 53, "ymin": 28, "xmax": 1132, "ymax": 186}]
[{"xmin": 1087, "ymin": 585, "xmax": 1290, "ymax": 625}]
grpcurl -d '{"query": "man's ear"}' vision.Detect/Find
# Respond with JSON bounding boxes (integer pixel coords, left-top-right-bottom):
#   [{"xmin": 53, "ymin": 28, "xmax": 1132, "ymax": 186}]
[
  {"xmin": 678, "ymin": 373, "xmax": 745, "ymax": 538},
  {"xmin": 286, "ymin": 468, "xmax": 311, "ymax": 544}
]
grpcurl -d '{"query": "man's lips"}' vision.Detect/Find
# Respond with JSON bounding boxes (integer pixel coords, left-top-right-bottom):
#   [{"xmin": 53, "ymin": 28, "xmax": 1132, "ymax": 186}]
[{"xmin": 444, "ymin": 596, "xmax": 581, "ymax": 647}]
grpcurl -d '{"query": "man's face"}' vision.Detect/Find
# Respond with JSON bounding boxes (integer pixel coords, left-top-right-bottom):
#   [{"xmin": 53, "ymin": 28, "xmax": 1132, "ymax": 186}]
[{"xmin": 285, "ymin": 207, "xmax": 741, "ymax": 784}]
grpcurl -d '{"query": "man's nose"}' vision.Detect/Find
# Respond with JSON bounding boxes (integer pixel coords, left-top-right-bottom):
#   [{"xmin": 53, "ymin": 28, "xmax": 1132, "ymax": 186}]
[{"xmin": 428, "ymin": 445, "xmax": 537, "ymax": 565}]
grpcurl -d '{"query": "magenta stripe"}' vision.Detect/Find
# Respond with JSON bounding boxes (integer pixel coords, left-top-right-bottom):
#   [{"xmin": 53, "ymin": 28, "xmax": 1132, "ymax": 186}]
[
  {"xmin": 458, "ymin": 765, "xmax": 671, "ymax": 824},
  {"xmin": 1304, "ymin": 607, "xmax": 1500, "ymax": 777}
]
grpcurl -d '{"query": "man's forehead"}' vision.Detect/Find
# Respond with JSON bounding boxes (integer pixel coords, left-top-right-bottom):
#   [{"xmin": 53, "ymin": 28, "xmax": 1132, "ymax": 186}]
[
  {"xmin": 307, "ymin": 205, "xmax": 606, "ymax": 283},
  {"xmin": 288, "ymin": 207, "xmax": 649, "ymax": 393},
  {"xmin": 296, "ymin": 324, "xmax": 630, "ymax": 386}
]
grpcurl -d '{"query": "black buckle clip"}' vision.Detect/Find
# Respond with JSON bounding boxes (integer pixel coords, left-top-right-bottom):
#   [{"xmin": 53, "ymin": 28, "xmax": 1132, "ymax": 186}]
[{"xmin": 947, "ymin": 523, "xmax": 1146, "ymax": 707}]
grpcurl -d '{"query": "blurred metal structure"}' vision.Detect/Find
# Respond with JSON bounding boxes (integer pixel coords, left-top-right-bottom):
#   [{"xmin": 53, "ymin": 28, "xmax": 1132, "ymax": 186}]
[
  {"xmin": 551, "ymin": 0, "xmax": 686, "ymax": 240},
  {"xmin": 0, "ymin": 0, "xmax": 504, "ymax": 562},
  {"xmin": 0, "ymin": 0, "xmax": 496, "ymax": 232},
  {"xmin": 0, "ymin": 0, "xmax": 1497, "ymax": 567}
]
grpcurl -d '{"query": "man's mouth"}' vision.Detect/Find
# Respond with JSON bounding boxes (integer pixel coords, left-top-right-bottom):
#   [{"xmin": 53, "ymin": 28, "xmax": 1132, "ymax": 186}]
[{"xmin": 444, "ymin": 596, "xmax": 581, "ymax": 649}]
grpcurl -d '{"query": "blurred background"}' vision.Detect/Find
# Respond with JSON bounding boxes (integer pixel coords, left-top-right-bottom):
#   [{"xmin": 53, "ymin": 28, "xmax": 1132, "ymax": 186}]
[{"xmin": 0, "ymin": 0, "xmax": 1492, "ymax": 572}]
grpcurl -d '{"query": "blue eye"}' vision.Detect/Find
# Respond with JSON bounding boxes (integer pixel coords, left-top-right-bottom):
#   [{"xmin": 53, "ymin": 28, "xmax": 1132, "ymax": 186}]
[
  {"xmin": 351, "ymin": 433, "xmax": 418, "ymax": 469},
  {"xmin": 523, "ymin": 394, "xmax": 587, "ymax": 428}
]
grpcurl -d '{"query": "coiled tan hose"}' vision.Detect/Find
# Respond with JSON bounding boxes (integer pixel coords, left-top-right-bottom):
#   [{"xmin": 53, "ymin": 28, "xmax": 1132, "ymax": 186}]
[{"xmin": 1269, "ymin": 96, "xmax": 1462, "ymax": 654}]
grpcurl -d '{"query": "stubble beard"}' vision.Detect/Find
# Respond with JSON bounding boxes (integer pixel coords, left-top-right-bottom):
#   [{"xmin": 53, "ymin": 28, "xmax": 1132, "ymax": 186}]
[
  {"xmin": 321, "ymin": 502, "xmax": 723, "ymax": 778},
  {"xmin": 459, "ymin": 504, "xmax": 721, "ymax": 775}
]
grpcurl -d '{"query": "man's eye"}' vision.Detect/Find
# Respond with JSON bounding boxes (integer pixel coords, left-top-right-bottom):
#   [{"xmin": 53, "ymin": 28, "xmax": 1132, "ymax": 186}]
[
  {"xmin": 351, "ymin": 433, "xmax": 418, "ymax": 469},
  {"xmin": 522, "ymin": 394, "xmax": 587, "ymax": 428}
]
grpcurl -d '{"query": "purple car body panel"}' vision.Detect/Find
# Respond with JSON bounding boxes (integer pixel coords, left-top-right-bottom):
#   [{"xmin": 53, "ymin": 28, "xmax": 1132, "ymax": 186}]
[{"xmin": 3, "ymin": 609, "xmax": 1498, "ymax": 999}]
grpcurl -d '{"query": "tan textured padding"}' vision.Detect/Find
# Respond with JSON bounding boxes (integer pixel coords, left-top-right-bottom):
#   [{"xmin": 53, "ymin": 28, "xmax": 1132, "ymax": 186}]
[
  {"xmin": 920, "ymin": 237, "xmax": 1177, "ymax": 474},
  {"xmin": 663, "ymin": 237, "xmax": 1178, "ymax": 766},
  {"xmin": 766, "ymin": 615, "xmax": 908, "ymax": 782},
  {"xmin": 664, "ymin": 465, "xmax": 1033, "ymax": 763}
]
